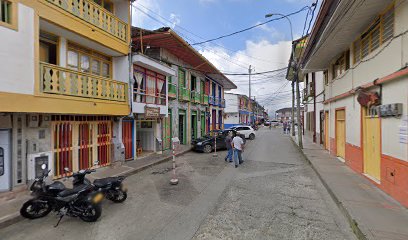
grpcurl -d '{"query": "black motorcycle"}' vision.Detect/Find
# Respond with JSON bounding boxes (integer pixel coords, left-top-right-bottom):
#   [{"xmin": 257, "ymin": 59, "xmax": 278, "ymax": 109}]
[
  {"xmin": 70, "ymin": 168, "xmax": 128, "ymax": 203},
  {"xmin": 20, "ymin": 164, "xmax": 103, "ymax": 226}
]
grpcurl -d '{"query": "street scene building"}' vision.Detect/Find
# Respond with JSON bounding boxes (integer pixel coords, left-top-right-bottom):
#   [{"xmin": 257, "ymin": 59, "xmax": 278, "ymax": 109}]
[
  {"xmin": 301, "ymin": 0, "xmax": 408, "ymax": 207},
  {"xmin": 0, "ymin": 0, "xmax": 131, "ymax": 191}
]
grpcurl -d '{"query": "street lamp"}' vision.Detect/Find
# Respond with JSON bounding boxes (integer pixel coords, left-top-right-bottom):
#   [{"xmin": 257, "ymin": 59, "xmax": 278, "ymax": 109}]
[{"xmin": 265, "ymin": 13, "xmax": 303, "ymax": 148}]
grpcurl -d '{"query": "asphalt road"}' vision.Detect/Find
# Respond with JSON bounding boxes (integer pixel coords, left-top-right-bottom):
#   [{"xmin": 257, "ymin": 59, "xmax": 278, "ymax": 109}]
[{"xmin": 0, "ymin": 128, "xmax": 355, "ymax": 240}]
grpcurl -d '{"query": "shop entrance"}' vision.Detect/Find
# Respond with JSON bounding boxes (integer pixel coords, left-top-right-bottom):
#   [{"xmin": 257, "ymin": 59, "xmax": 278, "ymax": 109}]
[
  {"xmin": 0, "ymin": 130, "xmax": 11, "ymax": 192},
  {"xmin": 136, "ymin": 120, "xmax": 156, "ymax": 158},
  {"xmin": 201, "ymin": 112, "xmax": 206, "ymax": 137}
]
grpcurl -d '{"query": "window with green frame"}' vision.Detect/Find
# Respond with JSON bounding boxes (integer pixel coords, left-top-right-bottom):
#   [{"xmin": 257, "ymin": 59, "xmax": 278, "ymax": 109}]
[{"xmin": 178, "ymin": 68, "xmax": 186, "ymax": 87}]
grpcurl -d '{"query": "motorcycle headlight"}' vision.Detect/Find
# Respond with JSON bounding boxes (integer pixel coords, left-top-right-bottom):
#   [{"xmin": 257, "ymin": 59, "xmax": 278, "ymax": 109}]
[{"xmin": 197, "ymin": 142, "xmax": 202, "ymax": 146}]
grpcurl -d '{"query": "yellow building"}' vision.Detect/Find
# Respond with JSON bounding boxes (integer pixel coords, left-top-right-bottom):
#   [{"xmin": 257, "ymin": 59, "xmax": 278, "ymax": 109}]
[{"xmin": 0, "ymin": 0, "xmax": 131, "ymax": 192}]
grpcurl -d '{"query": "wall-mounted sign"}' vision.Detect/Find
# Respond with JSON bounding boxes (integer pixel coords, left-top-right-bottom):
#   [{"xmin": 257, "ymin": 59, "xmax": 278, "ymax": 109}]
[
  {"xmin": 379, "ymin": 103, "xmax": 403, "ymax": 118},
  {"xmin": 145, "ymin": 106, "xmax": 160, "ymax": 118}
]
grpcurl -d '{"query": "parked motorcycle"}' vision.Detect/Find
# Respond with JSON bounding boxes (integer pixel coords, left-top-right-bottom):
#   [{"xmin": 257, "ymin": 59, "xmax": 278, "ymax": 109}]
[
  {"xmin": 70, "ymin": 168, "xmax": 128, "ymax": 203},
  {"xmin": 20, "ymin": 164, "xmax": 103, "ymax": 226}
]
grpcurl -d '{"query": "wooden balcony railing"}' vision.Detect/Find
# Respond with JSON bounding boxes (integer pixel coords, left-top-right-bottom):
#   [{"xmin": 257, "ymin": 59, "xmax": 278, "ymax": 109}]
[
  {"xmin": 201, "ymin": 94, "xmax": 209, "ymax": 105},
  {"xmin": 209, "ymin": 96, "xmax": 215, "ymax": 105},
  {"xmin": 191, "ymin": 91, "xmax": 201, "ymax": 103},
  {"xmin": 178, "ymin": 87, "xmax": 190, "ymax": 101},
  {"xmin": 168, "ymin": 83, "xmax": 177, "ymax": 99},
  {"xmin": 40, "ymin": 62, "xmax": 127, "ymax": 102},
  {"xmin": 220, "ymin": 99, "xmax": 226, "ymax": 108},
  {"xmin": 46, "ymin": 0, "xmax": 128, "ymax": 43}
]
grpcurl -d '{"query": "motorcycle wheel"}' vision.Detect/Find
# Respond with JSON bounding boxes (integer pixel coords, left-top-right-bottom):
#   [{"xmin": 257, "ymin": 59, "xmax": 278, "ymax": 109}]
[
  {"xmin": 79, "ymin": 203, "xmax": 102, "ymax": 222},
  {"xmin": 20, "ymin": 199, "xmax": 52, "ymax": 219},
  {"xmin": 108, "ymin": 190, "xmax": 128, "ymax": 203}
]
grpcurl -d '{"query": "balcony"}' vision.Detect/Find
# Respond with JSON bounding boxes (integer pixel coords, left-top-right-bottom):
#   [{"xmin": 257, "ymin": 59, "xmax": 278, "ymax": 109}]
[
  {"xmin": 168, "ymin": 83, "xmax": 177, "ymax": 99},
  {"xmin": 178, "ymin": 87, "xmax": 190, "ymax": 101},
  {"xmin": 191, "ymin": 91, "xmax": 201, "ymax": 104},
  {"xmin": 40, "ymin": 62, "xmax": 127, "ymax": 102},
  {"xmin": 46, "ymin": 0, "xmax": 128, "ymax": 43},
  {"xmin": 201, "ymin": 94, "xmax": 209, "ymax": 105},
  {"xmin": 209, "ymin": 96, "xmax": 215, "ymax": 105}
]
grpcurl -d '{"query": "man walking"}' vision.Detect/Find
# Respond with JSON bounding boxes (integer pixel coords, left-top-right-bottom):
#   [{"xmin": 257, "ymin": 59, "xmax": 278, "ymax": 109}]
[
  {"xmin": 224, "ymin": 131, "xmax": 233, "ymax": 162},
  {"xmin": 283, "ymin": 121, "xmax": 287, "ymax": 134},
  {"xmin": 232, "ymin": 134, "xmax": 245, "ymax": 168}
]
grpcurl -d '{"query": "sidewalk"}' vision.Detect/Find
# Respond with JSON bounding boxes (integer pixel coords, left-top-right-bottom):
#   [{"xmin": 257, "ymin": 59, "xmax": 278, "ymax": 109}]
[
  {"xmin": 0, "ymin": 145, "xmax": 191, "ymax": 229},
  {"xmin": 291, "ymin": 133, "xmax": 408, "ymax": 240}
]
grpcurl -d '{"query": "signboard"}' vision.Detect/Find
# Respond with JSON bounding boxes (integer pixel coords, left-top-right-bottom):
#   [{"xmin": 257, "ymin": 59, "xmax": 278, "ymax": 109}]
[{"xmin": 145, "ymin": 106, "xmax": 160, "ymax": 118}]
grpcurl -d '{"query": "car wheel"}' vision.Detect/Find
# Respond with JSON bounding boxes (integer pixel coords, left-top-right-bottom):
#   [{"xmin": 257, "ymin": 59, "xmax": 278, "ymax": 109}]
[
  {"xmin": 249, "ymin": 133, "xmax": 255, "ymax": 140},
  {"xmin": 203, "ymin": 144, "xmax": 212, "ymax": 153}
]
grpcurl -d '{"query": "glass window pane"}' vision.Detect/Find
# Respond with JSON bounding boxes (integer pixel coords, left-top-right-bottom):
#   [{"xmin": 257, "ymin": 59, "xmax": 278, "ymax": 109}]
[
  {"xmin": 81, "ymin": 55, "xmax": 90, "ymax": 73},
  {"xmin": 67, "ymin": 50, "xmax": 79, "ymax": 70},
  {"xmin": 92, "ymin": 59, "xmax": 101, "ymax": 75},
  {"xmin": 102, "ymin": 62, "xmax": 110, "ymax": 78}
]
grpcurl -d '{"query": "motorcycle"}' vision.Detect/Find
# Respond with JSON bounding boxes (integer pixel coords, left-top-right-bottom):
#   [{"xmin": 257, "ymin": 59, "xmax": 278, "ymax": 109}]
[
  {"xmin": 69, "ymin": 168, "xmax": 128, "ymax": 203},
  {"xmin": 20, "ymin": 164, "xmax": 104, "ymax": 226}
]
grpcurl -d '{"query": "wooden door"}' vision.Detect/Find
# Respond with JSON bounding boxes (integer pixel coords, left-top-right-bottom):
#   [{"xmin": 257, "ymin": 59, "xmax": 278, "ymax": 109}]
[
  {"xmin": 325, "ymin": 111, "xmax": 329, "ymax": 150},
  {"xmin": 336, "ymin": 110, "xmax": 346, "ymax": 159},
  {"xmin": 53, "ymin": 122, "xmax": 73, "ymax": 178},
  {"xmin": 122, "ymin": 120, "xmax": 134, "ymax": 160},
  {"xmin": 97, "ymin": 121, "xmax": 112, "ymax": 166},
  {"xmin": 363, "ymin": 109, "xmax": 381, "ymax": 180},
  {"xmin": 78, "ymin": 122, "xmax": 93, "ymax": 169}
]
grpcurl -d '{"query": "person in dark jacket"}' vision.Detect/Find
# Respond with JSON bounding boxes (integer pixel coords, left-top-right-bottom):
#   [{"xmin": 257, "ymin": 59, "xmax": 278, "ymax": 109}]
[{"xmin": 224, "ymin": 131, "xmax": 233, "ymax": 162}]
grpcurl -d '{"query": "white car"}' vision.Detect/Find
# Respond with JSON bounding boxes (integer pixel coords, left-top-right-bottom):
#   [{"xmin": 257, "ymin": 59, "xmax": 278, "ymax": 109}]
[{"xmin": 233, "ymin": 125, "xmax": 256, "ymax": 140}]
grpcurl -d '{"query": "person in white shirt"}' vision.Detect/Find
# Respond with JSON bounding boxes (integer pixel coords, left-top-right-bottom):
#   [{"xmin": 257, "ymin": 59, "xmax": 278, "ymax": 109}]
[{"xmin": 231, "ymin": 135, "xmax": 245, "ymax": 168}]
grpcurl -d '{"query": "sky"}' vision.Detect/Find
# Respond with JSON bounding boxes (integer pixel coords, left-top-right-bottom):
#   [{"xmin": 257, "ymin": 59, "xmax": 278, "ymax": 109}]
[{"xmin": 132, "ymin": 0, "xmax": 319, "ymax": 117}]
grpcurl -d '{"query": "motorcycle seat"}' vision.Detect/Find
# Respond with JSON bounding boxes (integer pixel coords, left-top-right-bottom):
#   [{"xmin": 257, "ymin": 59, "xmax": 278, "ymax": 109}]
[
  {"xmin": 58, "ymin": 185, "xmax": 87, "ymax": 197},
  {"xmin": 93, "ymin": 177, "xmax": 118, "ymax": 188}
]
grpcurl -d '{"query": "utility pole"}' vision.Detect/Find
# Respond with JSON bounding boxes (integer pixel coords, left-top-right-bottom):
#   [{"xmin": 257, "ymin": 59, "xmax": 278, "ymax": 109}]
[
  {"xmin": 248, "ymin": 65, "xmax": 252, "ymax": 126},
  {"xmin": 291, "ymin": 80, "xmax": 295, "ymax": 137},
  {"xmin": 293, "ymin": 60, "xmax": 303, "ymax": 149}
]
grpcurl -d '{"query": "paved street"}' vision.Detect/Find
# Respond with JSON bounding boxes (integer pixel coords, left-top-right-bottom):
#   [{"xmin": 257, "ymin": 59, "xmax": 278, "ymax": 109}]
[{"xmin": 0, "ymin": 128, "xmax": 355, "ymax": 240}]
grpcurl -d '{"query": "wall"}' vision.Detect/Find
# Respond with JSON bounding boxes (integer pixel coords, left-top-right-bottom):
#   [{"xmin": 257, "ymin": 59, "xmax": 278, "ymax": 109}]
[
  {"xmin": 224, "ymin": 93, "xmax": 238, "ymax": 113},
  {"xmin": 0, "ymin": 4, "xmax": 35, "ymax": 95}
]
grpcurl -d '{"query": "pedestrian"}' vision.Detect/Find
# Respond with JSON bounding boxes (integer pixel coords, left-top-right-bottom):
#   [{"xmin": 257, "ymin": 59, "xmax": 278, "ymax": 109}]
[
  {"xmin": 283, "ymin": 121, "xmax": 288, "ymax": 134},
  {"xmin": 287, "ymin": 122, "xmax": 291, "ymax": 134},
  {"xmin": 231, "ymin": 134, "xmax": 245, "ymax": 168},
  {"xmin": 224, "ymin": 131, "xmax": 233, "ymax": 162}
]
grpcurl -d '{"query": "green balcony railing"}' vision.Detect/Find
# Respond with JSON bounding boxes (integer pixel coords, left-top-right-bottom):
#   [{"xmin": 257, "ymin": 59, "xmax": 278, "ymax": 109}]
[
  {"xmin": 40, "ymin": 62, "xmax": 127, "ymax": 102},
  {"xmin": 168, "ymin": 83, "xmax": 177, "ymax": 99},
  {"xmin": 46, "ymin": 0, "xmax": 128, "ymax": 43},
  {"xmin": 178, "ymin": 87, "xmax": 190, "ymax": 101},
  {"xmin": 191, "ymin": 91, "xmax": 201, "ymax": 103},
  {"xmin": 202, "ymin": 94, "xmax": 209, "ymax": 105}
]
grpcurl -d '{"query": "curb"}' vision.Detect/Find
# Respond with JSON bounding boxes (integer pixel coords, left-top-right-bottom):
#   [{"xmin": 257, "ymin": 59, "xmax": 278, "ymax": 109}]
[
  {"xmin": 0, "ymin": 149, "xmax": 191, "ymax": 230},
  {"xmin": 289, "ymin": 137, "xmax": 367, "ymax": 240}
]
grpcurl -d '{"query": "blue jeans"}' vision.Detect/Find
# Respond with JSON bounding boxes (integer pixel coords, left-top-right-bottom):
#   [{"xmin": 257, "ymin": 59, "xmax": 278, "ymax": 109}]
[
  {"xmin": 226, "ymin": 148, "xmax": 233, "ymax": 161},
  {"xmin": 233, "ymin": 149, "xmax": 243, "ymax": 166}
]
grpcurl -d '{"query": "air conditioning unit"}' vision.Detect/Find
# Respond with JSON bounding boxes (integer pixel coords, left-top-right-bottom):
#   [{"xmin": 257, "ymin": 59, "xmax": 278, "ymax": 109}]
[{"xmin": 28, "ymin": 114, "xmax": 40, "ymax": 128}]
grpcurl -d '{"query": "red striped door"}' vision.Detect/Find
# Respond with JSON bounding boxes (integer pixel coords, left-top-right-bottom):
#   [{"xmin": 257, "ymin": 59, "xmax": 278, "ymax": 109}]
[
  {"xmin": 122, "ymin": 121, "xmax": 134, "ymax": 160},
  {"xmin": 78, "ymin": 123, "xmax": 93, "ymax": 170},
  {"xmin": 97, "ymin": 121, "xmax": 112, "ymax": 166},
  {"xmin": 53, "ymin": 122, "xmax": 73, "ymax": 178}
]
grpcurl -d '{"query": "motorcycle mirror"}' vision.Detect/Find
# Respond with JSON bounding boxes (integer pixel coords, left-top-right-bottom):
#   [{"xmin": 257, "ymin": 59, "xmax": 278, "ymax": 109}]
[
  {"xmin": 64, "ymin": 167, "xmax": 70, "ymax": 172},
  {"xmin": 41, "ymin": 164, "xmax": 47, "ymax": 170}
]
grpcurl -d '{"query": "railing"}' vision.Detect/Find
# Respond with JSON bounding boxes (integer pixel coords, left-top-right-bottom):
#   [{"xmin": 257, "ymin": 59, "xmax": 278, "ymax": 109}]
[
  {"xmin": 191, "ymin": 91, "xmax": 201, "ymax": 103},
  {"xmin": 201, "ymin": 94, "xmax": 209, "ymax": 105},
  {"xmin": 46, "ymin": 0, "xmax": 128, "ymax": 43},
  {"xmin": 40, "ymin": 62, "xmax": 127, "ymax": 102},
  {"xmin": 178, "ymin": 87, "xmax": 190, "ymax": 101},
  {"xmin": 209, "ymin": 96, "xmax": 215, "ymax": 105},
  {"xmin": 168, "ymin": 83, "xmax": 177, "ymax": 99}
]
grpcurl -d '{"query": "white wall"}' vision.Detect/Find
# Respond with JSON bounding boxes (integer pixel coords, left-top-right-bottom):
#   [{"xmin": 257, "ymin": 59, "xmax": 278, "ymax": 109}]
[
  {"xmin": 0, "ymin": 4, "xmax": 35, "ymax": 95},
  {"xmin": 225, "ymin": 113, "xmax": 239, "ymax": 125},
  {"xmin": 224, "ymin": 93, "xmax": 238, "ymax": 113},
  {"xmin": 113, "ymin": 56, "xmax": 129, "ymax": 83}
]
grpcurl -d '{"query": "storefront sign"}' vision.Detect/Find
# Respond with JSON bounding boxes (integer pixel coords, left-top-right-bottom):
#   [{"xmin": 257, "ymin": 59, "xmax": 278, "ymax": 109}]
[{"xmin": 145, "ymin": 106, "xmax": 160, "ymax": 118}]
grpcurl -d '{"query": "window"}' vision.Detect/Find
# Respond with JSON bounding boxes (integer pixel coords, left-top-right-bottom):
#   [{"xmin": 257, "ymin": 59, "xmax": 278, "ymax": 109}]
[
  {"xmin": 0, "ymin": 0, "xmax": 17, "ymax": 30},
  {"xmin": 178, "ymin": 68, "xmax": 186, "ymax": 88},
  {"xmin": 0, "ymin": 147, "xmax": 4, "ymax": 176},
  {"xmin": 67, "ymin": 42, "xmax": 112, "ymax": 78},
  {"xmin": 133, "ymin": 65, "xmax": 166, "ymax": 105},
  {"xmin": 332, "ymin": 50, "xmax": 350, "ymax": 79},
  {"xmin": 323, "ymin": 70, "xmax": 329, "ymax": 85},
  {"xmin": 40, "ymin": 31, "xmax": 58, "ymax": 65},
  {"xmin": 353, "ymin": 5, "xmax": 394, "ymax": 64},
  {"xmin": 191, "ymin": 75, "xmax": 196, "ymax": 91}
]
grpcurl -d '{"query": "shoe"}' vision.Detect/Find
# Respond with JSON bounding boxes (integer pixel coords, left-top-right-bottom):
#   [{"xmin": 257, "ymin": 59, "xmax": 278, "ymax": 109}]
[
  {"xmin": 224, "ymin": 158, "xmax": 227, "ymax": 162},
  {"xmin": 239, "ymin": 161, "xmax": 243, "ymax": 164},
  {"xmin": 235, "ymin": 165, "xmax": 238, "ymax": 168},
  {"xmin": 229, "ymin": 160, "xmax": 233, "ymax": 162}
]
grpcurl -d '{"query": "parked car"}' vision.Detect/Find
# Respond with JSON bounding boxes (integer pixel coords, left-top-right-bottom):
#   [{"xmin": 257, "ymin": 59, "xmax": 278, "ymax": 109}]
[
  {"xmin": 232, "ymin": 125, "xmax": 256, "ymax": 140},
  {"xmin": 192, "ymin": 129, "xmax": 245, "ymax": 153},
  {"xmin": 270, "ymin": 120, "xmax": 280, "ymax": 127}
]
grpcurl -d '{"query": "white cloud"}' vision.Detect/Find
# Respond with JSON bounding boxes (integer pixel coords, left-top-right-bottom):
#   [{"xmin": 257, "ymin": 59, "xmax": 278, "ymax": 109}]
[
  {"xmin": 169, "ymin": 13, "xmax": 181, "ymax": 28},
  {"xmin": 131, "ymin": 0, "xmax": 162, "ymax": 29},
  {"xmin": 198, "ymin": 39, "xmax": 294, "ymax": 116}
]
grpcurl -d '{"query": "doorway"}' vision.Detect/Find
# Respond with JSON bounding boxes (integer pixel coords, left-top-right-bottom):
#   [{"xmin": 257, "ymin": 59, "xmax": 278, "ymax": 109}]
[
  {"xmin": 335, "ymin": 109, "xmax": 346, "ymax": 159},
  {"xmin": 179, "ymin": 110, "xmax": 186, "ymax": 144},
  {"xmin": 212, "ymin": 110, "xmax": 216, "ymax": 130},
  {"xmin": 122, "ymin": 120, "xmax": 134, "ymax": 161},
  {"xmin": 363, "ymin": 108, "xmax": 381, "ymax": 181},
  {"xmin": 191, "ymin": 111, "xmax": 197, "ymax": 141},
  {"xmin": 201, "ymin": 112, "xmax": 206, "ymax": 137},
  {"xmin": 0, "ymin": 130, "xmax": 11, "ymax": 192},
  {"xmin": 324, "ymin": 111, "xmax": 329, "ymax": 150}
]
